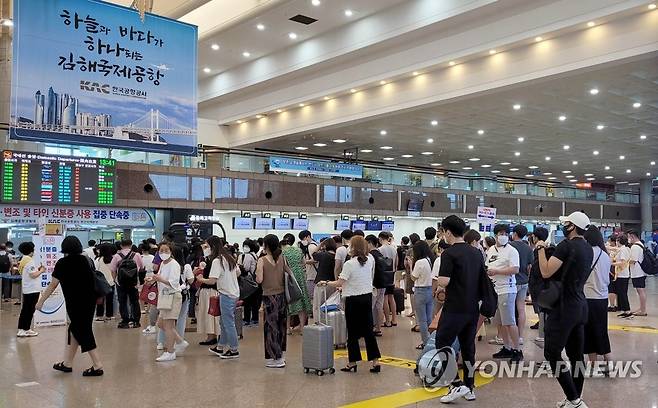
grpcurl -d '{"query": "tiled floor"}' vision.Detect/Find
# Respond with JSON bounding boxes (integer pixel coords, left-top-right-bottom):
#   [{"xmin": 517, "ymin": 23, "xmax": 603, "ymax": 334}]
[{"xmin": 1, "ymin": 281, "xmax": 657, "ymax": 408}]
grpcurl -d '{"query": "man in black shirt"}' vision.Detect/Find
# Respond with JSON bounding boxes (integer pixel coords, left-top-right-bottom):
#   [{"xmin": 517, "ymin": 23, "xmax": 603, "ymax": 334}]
[
  {"xmin": 436, "ymin": 215, "xmax": 485, "ymax": 403},
  {"xmin": 536, "ymin": 212, "xmax": 594, "ymax": 408}
]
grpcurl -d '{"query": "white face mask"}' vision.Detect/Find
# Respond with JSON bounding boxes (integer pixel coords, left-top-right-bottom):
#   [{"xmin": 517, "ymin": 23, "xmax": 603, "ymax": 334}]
[
  {"xmin": 497, "ymin": 235, "xmax": 509, "ymax": 246},
  {"xmin": 203, "ymin": 248, "xmax": 211, "ymax": 257},
  {"xmin": 0, "ymin": 251, "xmax": 6, "ymax": 256},
  {"xmin": 159, "ymin": 252, "xmax": 171, "ymax": 261},
  {"xmin": 243, "ymin": 246, "xmax": 250, "ymax": 253}
]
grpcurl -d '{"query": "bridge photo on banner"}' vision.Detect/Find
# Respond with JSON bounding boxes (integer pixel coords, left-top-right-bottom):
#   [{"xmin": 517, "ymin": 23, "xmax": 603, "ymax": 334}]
[{"xmin": 10, "ymin": 0, "xmax": 198, "ymax": 155}]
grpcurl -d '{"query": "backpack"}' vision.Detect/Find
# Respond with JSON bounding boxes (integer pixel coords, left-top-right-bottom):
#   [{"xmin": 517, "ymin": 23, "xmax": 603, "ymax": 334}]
[
  {"xmin": 478, "ymin": 262, "xmax": 498, "ymax": 318},
  {"xmin": 0, "ymin": 254, "xmax": 10, "ymax": 273},
  {"xmin": 528, "ymin": 246, "xmax": 556, "ymax": 308},
  {"xmin": 117, "ymin": 251, "xmax": 139, "ymax": 287},
  {"xmin": 633, "ymin": 243, "xmax": 658, "ymax": 276},
  {"xmin": 396, "ymin": 245, "xmax": 408, "ymax": 270},
  {"xmin": 371, "ymin": 250, "xmax": 394, "ymax": 288},
  {"xmin": 87, "ymin": 257, "xmax": 112, "ymax": 298}
]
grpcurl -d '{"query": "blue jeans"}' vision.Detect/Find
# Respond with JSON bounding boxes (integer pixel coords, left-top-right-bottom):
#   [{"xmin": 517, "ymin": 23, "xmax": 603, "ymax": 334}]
[
  {"xmin": 157, "ymin": 295, "xmax": 189, "ymax": 344},
  {"xmin": 219, "ymin": 294, "xmax": 239, "ymax": 351},
  {"xmin": 414, "ymin": 286, "xmax": 434, "ymax": 344}
]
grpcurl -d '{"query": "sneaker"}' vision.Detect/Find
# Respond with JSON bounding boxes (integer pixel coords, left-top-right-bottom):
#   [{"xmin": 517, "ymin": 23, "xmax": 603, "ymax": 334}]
[
  {"xmin": 199, "ymin": 338, "xmax": 218, "ymax": 346},
  {"xmin": 142, "ymin": 326, "xmax": 157, "ymax": 335},
  {"xmin": 488, "ymin": 336, "xmax": 504, "ymax": 345},
  {"xmin": 130, "ymin": 321, "xmax": 141, "ymax": 329},
  {"xmin": 440, "ymin": 385, "xmax": 470, "ymax": 403},
  {"xmin": 16, "ymin": 329, "xmax": 28, "ymax": 337},
  {"xmin": 209, "ymin": 346, "xmax": 224, "ymax": 356},
  {"xmin": 266, "ymin": 358, "xmax": 286, "ymax": 368},
  {"xmin": 519, "ymin": 337, "xmax": 524, "ymax": 346},
  {"xmin": 607, "ymin": 306, "xmax": 618, "ymax": 313},
  {"xmin": 492, "ymin": 347, "xmax": 513, "ymax": 359},
  {"xmin": 530, "ymin": 322, "xmax": 539, "ymax": 330},
  {"xmin": 557, "ymin": 399, "xmax": 569, "ymax": 408},
  {"xmin": 174, "ymin": 340, "xmax": 189, "ymax": 354},
  {"xmin": 117, "ymin": 321, "xmax": 130, "ymax": 329},
  {"xmin": 220, "ymin": 350, "xmax": 240, "ymax": 359},
  {"xmin": 155, "ymin": 351, "xmax": 176, "ymax": 362},
  {"xmin": 156, "ymin": 343, "xmax": 164, "ymax": 350},
  {"xmin": 534, "ymin": 337, "xmax": 545, "ymax": 343},
  {"xmin": 463, "ymin": 389, "xmax": 476, "ymax": 401},
  {"xmin": 560, "ymin": 398, "xmax": 588, "ymax": 408},
  {"xmin": 95, "ymin": 317, "xmax": 105, "ymax": 322},
  {"xmin": 25, "ymin": 330, "xmax": 39, "ymax": 337},
  {"xmin": 510, "ymin": 349, "xmax": 524, "ymax": 362}
]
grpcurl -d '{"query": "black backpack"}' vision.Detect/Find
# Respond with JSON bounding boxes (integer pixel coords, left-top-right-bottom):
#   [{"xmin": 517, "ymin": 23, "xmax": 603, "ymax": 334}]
[
  {"xmin": 0, "ymin": 254, "xmax": 10, "ymax": 273},
  {"xmin": 371, "ymin": 250, "xmax": 394, "ymax": 288},
  {"xmin": 478, "ymin": 263, "xmax": 498, "ymax": 318},
  {"xmin": 528, "ymin": 246, "xmax": 556, "ymax": 305},
  {"xmin": 396, "ymin": 245, "xmax": 408, "ymax": 270},
  {"xmin": 117, "ymin": 251, "xmax": 139, "ymax": 287},
  {"xmin": 633, "ymin": 243, "xmax": 658, "ymax": 276}
]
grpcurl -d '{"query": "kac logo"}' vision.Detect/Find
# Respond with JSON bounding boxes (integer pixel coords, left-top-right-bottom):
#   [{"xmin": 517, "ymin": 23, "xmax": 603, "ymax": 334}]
[{"xmin": 79, "ymin": 80, "xmax": 110, "ymax": 94}]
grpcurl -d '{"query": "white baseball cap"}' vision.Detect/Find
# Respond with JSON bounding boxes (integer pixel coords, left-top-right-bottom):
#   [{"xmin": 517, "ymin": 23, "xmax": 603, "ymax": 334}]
[{"xmin": 559, "ymin": 211, "xmax": 590, "ymax": 230}]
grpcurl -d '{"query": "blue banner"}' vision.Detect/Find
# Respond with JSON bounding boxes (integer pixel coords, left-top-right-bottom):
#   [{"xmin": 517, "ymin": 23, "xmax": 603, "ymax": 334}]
[
  {"xmin": 269, "ymin": 156, "xmax": 363, "ymax": 179},
  {"xmin": 10, "ymin": 0, "xmax": 198, "ymax": 155}
]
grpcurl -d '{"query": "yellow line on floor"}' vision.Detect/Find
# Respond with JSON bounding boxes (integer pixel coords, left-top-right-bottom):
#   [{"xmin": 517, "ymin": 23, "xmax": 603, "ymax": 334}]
[
  {"xmin": 530, "ymin": 320, "xmax": 658, "ymax": 334},
  {"xmin": 334, "ymin": 351, "xmax": 494, "ymax": 408}
]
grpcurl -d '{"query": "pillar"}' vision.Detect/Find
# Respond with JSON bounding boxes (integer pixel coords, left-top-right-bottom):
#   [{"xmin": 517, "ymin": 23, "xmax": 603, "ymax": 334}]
[
  {"xmin": 640, "ymin": 178, "xmax": 652, "ymax": 236},
  {"xmin": 0, "ymin": 0, "xmax": 12, "ymax": 135}
]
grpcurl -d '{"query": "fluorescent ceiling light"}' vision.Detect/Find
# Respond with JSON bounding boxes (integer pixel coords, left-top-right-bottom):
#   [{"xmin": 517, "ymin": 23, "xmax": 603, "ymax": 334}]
[
  {"xmin": 295, "ymin": 146, "xmax": 307, "ymax": 150},
  {"xmin": 380, "ymin": 146, "xmax": 393, "ymax": 150},
  {"xmin": 333, "ymin": 139, "xmax": 346, "ymax": 143},
  {"xmin": 313, "ymin": 143, "xmax": 327, "ymax": 147},
  {"xmin": 421, "ymin": 152, "xmax": 434, "ymax": 156}
]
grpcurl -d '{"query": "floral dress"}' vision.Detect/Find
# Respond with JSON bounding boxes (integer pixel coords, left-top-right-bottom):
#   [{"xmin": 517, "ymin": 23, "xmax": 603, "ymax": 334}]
[{"xmin": 282, "ymin": 246, "xmax": 312, "ymax": 316}]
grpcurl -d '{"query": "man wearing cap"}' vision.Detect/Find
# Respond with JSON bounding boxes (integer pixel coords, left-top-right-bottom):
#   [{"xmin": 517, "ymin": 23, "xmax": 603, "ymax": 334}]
[{"xmin": 535, "ymin": 212, "xmax": 594, "ymax": 408}]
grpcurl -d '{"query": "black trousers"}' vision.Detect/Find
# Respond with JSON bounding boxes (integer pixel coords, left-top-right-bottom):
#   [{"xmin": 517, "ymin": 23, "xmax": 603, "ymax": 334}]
[
  {"xmin": 544, "ymin": 302, "xmax": 588, "ymax": 401},
  {"xmin": 96, "ymin": 285, "xmax": 115, "ymax": 318},
  {"xmin": 435, "ymin": 311, "xmax": 478, "ymax": 389},
  {"xmin": 345, "ymin": 293, "xmax": 381, "ymax": 363},
  {"xmin": 1, "ymin": 277, "xmax": 12, "ymax": 299},
  {"xmin": 18, "ymin": 292, "xmax": 40, "ymax": 330},
  {"xmin": 188, "ymin": 286, "xmax": 197, "ymax": 318},
  {"xmin": 116, "ymin": 284, "xmax": 140, "ymax": 323},
  {"xmin": 244, "ymin": 287, "xmax": 263, "ymax": 323},
  {"xmin": 615, "ymin": 277, "xmax": 630, "ymax": 312}
]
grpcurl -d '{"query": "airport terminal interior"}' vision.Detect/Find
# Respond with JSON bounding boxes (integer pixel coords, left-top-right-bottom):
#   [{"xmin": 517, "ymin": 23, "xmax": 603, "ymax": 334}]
[{"xmin": 0, "ymin": 0, "xmax": 658, "ymax": 407}]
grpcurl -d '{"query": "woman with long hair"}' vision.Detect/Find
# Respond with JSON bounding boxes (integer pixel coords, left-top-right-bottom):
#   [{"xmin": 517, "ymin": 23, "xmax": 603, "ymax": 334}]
[
  {"xmin": 612, "ymin": 235, "xmax": 632, "ymax": 318},
  {"xmin": 281, "ymin": 233, "xmax": 312, "ymax": 333},
  {"xmin": 411, "ymin": 240, "xmax": 434, "ymax": 349},
  {"xmin": 197, "ymin": 236, "xmax": 240, "ymax": 359},
  {"xmin": 320, "ymin": 236, "xmax": 381, "ymax": 373},
  {"xmin": 240, "ymin": 238, "xmax": 261, "ymax": 326},
  {"xmin": 95, "ymin": 243, "xmax": 116, "ymax": 321},
  {"xmin": 256, "ymin": 234, "xmax": 288, "ymax": 368},
  {"xmin": 195, "ymin": 237, "xmax": 221, "ymax": 346}
]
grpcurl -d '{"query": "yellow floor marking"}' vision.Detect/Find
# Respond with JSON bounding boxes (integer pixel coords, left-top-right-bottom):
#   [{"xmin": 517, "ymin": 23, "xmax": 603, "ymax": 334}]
[
  {"xmin": 334, "ymin": 351, "xmax": 494, "ymax": 408},
  {"xmin": 530, "ymin": 320, "xmax": 658, "ymax": 334}
]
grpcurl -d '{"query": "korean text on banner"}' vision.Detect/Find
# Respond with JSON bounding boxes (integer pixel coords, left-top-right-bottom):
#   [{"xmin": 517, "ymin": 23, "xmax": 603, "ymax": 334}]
[
  {"xmin": 10, "ymin": 0, "xmax": 198, "ymax": 155},
  {"xmin": 33, "ymin": 235, "xmax": 68, "ymax": 327},
  {"xmin": 0, "ymin": 205, "xmax": 155, "ymax": 227}
]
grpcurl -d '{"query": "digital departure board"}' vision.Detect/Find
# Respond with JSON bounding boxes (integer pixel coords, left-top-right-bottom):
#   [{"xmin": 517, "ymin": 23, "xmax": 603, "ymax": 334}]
[{"xmin": 1, "ymin": 150, "xmax": 116, "ymax": 206}]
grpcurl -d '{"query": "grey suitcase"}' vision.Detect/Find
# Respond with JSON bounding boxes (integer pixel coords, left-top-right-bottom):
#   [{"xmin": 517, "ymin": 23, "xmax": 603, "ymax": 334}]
[
  {"xmin": 322, "ymin": 309, "xmax": 347, "ymax": 349},
  {"xmin": 302, "ymin": 288, "xmax": 336, "ymax": 376}
]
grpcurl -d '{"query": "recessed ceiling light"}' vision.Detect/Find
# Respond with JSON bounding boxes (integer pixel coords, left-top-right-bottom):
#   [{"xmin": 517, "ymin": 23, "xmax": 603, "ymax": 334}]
[
  {"xmin": 513, "ymin": 104, "xmax": 521, "ymax": 110},
  {"xmin": 509, "ymin": 168, "xmax": 519, "ymax": 171},
  {"xmin": 383, "ymin": 157, "xmax": 394, "ymax": 161},
  {"xmin": 543, "ymin": 172, "xmax": 553, "ymax": 175},
  {"xmin": 477, "ymin": 129, "xmax": 485, "ymax": 135},
  {"xmin": 427, "ymin": 138, "xmax": 434, "ymax": 143},
  {"xmin": 589, "ymin": 88, "xmax": 599, "ymax": 95},
  {"xmin": 276, "ymin": 109, "xmax": 283, "ymax": 113},
  {"xmin": 604, "ymin": 165, "xmax": 610, "ymax": 170},
  {"xmin": 469, "ymin": 157, "xmax": 480, "ymax": 161},
  {"xmin": 430, "ymin": 120, "xmax": 439, "ymax": 126},
  {"xmin": 236, "ymin": 120, "xmax": 243, "ymax": 124},
  {"xmin": 651, "ymin": 161, "xmax": 656, "ymax": 166},
  {"xmin": 481, "ymin": 164, "xmax": 492, "ymax": 168},
  {"xmin": 491, "ymin": 170, "xmax": 501, "ymax": 173},
  {"xmin": 361, "ymin": 149, "xmax": 372, "ymax": 153},
  {"xmin": 288, "ymin": 32, "xmax": 298, "ymax": 40},
  {"xmin": 514, "ymin": 152, "xmax": 521, "ymax": 156},
  {"xmin": 633, "ymin": 102, "xmax": 642, "ymax": 108},
  {"xmin": 517, "ymin": 137, "xmax": 525, "ymax": 142},
  {"xmin": 312, "ymin": 0, "xmax": 321, "ymax": 6},
  {"xmin": 529, "ymin": 165, "xmax": 539, "ymax": 169},
  {"xmin": 255, "ymin": 114, "xmax": 263, "ymax": 119},
  {"xmin": 203, "ymin": 67, "xmax": 211, "ymax": 73},
  {"xmin": 525, "ymin": 174, "xmax": 535, "ymax": 177},
  {"xmin": 572, "ymin": 161, "xmax": 578, "ymax": 165},
  {"xmin": 593, "ymin": 150, "xmax": 599, "ymax": 155},
  {"xmin": 596, "ymin": 124, "xmax": 605, "ymax": 130},
  {"xmin": 587, "ymin": 21, "xmax": 596, "ymax": 27},
  {"xmin": 350, "ymin": 88, "xmax": 357, "ymax": 93},
  {"xmin": 298, "ymin": 103, "xmax": 305, "ymax": 107},
  {"xmin": 605, "ymin": 176, "xmax": 614, "ymax": 179},
  {"xmin": 333, "ymin": 139, "xmax": 346, "ymax": 143},
  {"xmin": 569, "ymin": 179, "xmax": 577, "ymax": 183},
  {"xmin": 467, "ymin": 145, "xmax": 474, "ymax": 150},
  {"xmin": 380, "ymin": 146, "xmax": 393, "ymax": 150},
  {"xmin": 587, "ymin": 177, "xmax": 596, "ymax": 181},
  {"xmin": 548, "ymin": 176, "xmax": 557, "ymax": 180},
  {"xmin": 566, "ymin": 175, "xmax": 574, "ymax": 178},
  {"xmin": 401, "ymin": 154, "xmax": 413, "ymax": 158},
  {"xmin": 647, "ymin": 172, "xmax": 652, "ymax": 177},
  {"xmin": 489, "ymin": 49, "xmax": 497, "ymax": 55},
  {"xmin": 619, "ymin": 155, "xmax": 625, "ymax": 160},
  {"xmin": 323, "ymin": 96, "xmax": 331, "ymax": 101},
  {"xmin": 380, "ymin": 130, "xmax": 387, "ymax": 136},
  {"xmin": 449, "ymin": 160, "xmax": 460, "ymax": 164},
  {"xmin": 256, "ymin": 24, "xmax": 265, "ymax": 31},
  {"xmin": 211, "ymin": 44, "xmax": 220, "ymax": 51},
  {"xmin": 563, "ymin": 145, "xmax": 570, "ymax": 150},
  {"xmin": 640, "ymin": 134, "xmax": 647, "ymax": 140},
  {"xmin": 650, "ymin": 4, "xmax": 657, "ymax": 9},
  {"xmin": 242, "ymin": 51, "xmax": 251, "ymax": 57},
  {"xmin": 421, "ymin": 152, "xmax": 434, "ymax": 155},
  {"xmin": 462, "ymin": 167, "xmax": 473, "ymax": 170},
  {"xmin": 344, "ymin": 9, "xmax": 353, "ymax": 17},
  {"xmin": 431, "ymin": 163, "xmax": 441, "ymax": 167},
  {"xmin": 626, "ymin": 169, "xmax": 632, "ymax": 173},
  {"xmin": 412, "ymin": 71, "xmax": 420, "ymax": 76},
  {"xmin": 545, "ymin": 156, "xmax": 551, "ymax": 161},
  {"xmin": 449, "ymin": 61, "xmax": 456, "ymax": 66},
  {"xmin": 585, "ymin": 173, "xmax": 593, "ymax": 177},
  {"xmin": 295, "ymin": 146, "xmax": 307, "ymax": 150},
  {"xmin": 558, "ymin": 115, "xmax": 567, "ymax": 121},
  {"xmin": 500, "ymin": 162, "xmax": 511, "ymax": 166},
  {"xmin": 562, "ymin": 170, "xmax": 571, "ymax": 174}
]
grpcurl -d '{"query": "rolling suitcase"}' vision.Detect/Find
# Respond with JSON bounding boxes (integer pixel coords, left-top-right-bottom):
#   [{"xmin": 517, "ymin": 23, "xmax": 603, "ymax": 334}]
[
  {"xmin": 322, "ymin": 309, "xmax": 347, "ymax": 349},
  {"xmin": 394, "ymin": 288, "xmax": 405, "ymax": 314},
  {"xmin": 303, "ymin": 288, "xmax": 336, "ymax": 376}
]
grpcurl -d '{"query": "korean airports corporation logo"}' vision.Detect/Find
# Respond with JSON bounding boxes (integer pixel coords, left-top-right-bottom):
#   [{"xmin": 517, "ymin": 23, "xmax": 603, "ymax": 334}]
[
  {"xmin": 80, "ymin": 80, "xmax": 110, "ymax": 94},
  {"xmin": 418, "ymin": 346, "xmax": 459, "ymax": 391}
]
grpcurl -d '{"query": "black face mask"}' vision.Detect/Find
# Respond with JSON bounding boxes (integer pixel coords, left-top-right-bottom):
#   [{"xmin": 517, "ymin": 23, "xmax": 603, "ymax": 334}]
[{"xmin": 562, "ymin": 223, "xmax": 574, "ymax": 236}]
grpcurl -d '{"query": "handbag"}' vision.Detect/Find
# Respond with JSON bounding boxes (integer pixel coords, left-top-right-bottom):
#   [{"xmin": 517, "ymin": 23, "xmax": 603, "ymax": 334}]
[
  {"xmin": 87, "ymin": 257, "xmax": 112, "ymax": 299},
  {"xmin": 283, "ymin": 258, "xmax": 303, "ymax": 304},
  {"xmin": 238, "ymin": 274, "xmax": 259, "ymax": 300},
  {"xmin": 208, "ymin": 294, "xmax": 221, "ymax": 317},
  {"xmin": 139, "ymin": 282, "xmax": 159, "ymax": 305},
  {"xmin": 157, "ymin": 289, "xmax": 175, "ymax": 310}
]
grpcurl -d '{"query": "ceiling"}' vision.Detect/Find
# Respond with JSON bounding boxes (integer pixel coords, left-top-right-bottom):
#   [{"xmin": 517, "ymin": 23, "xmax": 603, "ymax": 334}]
[
  {"xmin": 196, "ymin": 0, "xmax": 408, "ymax": 76},
  {"xmin": 106, "ymin": 0, "xmax": 212, "ymax": 19},
  {"xmin": 242, "ymin": 55, "xmax": 658, "ymax": 186}
]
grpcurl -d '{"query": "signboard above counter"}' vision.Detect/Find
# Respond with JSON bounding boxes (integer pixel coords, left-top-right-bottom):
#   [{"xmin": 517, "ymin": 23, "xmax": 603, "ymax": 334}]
[{"xmin": 268, "ymin": 156, "xmax": 363, "ymax": 179}]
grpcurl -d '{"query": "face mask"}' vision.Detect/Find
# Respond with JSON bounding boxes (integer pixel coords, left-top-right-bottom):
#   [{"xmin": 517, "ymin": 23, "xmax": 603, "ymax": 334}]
[
  {"xmin": 0, "ymin": 251, "xmax": 6, "ymax": 256},
  {"xmin": 561, "ymin": 224, "xmax": 574, "ymax": 235},
  {"xmin": 203, "ymin": 248, "xmax": 211, "ymax": 257},
  {"xmin": 243, "ymin": 246, "xmax": 250, "ymax": 253},
  {"xmin": 159, "ymin": 252, "xmax": 171, "ymax": 261},
  {"xmin": 497, "ymin": 235, "xmax": 509, "ymax": 246}
]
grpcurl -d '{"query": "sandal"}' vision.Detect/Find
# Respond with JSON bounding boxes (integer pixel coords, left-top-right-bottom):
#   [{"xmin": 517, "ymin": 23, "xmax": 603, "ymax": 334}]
[
  {"xmin": 373, "ymin": 330, "xmax": 383, "ymax": 337},
  {"xmin": 632, "ymin": 312, "xmax": 648, "ymax": 316},
  {"xmin": 53, "ymin": 362, "xmax": 73, "ymax": 373},
  {"xmin": 411, "ymin": 325, "xmax": 420, "ymax": 333},
  {"xmin": 391, "ymin": 323, "xmax": 398, "ymax": 327},
  {"xmin": 82, "ymin": 366, "xmax": 104, "ymax": 377},
  {"xmin": 383, "ymin": 322, "xmax": 392, "ymax": 328}
]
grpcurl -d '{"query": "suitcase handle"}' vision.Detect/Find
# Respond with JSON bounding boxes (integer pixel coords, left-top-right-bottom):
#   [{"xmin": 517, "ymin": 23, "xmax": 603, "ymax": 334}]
[{"xmin": 322, "ymin": 285, "xmax": 329, "ymax": 326}]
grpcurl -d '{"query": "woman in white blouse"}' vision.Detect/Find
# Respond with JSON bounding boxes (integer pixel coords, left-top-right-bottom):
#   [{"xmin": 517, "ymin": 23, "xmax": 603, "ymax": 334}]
[
  {"xmin": 320, "ymin": 236, "xmax": 381, "ymax": 373},
  {"xmin": 410, "ymin": 241, "xmax": 434, "ymax": 349}
]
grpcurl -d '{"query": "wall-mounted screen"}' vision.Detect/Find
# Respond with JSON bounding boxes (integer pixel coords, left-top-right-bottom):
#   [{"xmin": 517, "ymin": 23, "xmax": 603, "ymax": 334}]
[
  {"xmin": 1, "ymin": 150, "xmax": 116, "ymax": 205},
  {"xmin": 335, "ymin": 220, "xmax": 351, "ymax": 230},
  {"xmin": 407, "ymin": 198, "xmax": 424, "ymax": 212},
  {"xmin": 274, "ymin": 218, "xmax": 292, "ymax": 230},
  {"xmin": 232, "ymin": 217, "xmax": 254, "ymax": 230},
  {"xmin": 366, "ymin": 220, "xmax": 382, "ymax": 231},
  {"xmin": 255, "ymin": 218, "xmax": 274, "ymax": 229},
  {"xmin": 293, "ymin": 218, "xmax": 309, "ymax": 230},
  {"xmin": 351, "ymin": 220, "xmax": 366, "ymax": 231},
  {"xmin": 381, "ymin": 220, "xmax": 395, "ymax": 231}
]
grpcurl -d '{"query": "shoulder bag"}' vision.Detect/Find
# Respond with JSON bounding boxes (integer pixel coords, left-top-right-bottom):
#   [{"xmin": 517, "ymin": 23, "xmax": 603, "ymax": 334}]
[{"xmin": 283, "ymin": 257, "xmax": 303, "ymax": 304}]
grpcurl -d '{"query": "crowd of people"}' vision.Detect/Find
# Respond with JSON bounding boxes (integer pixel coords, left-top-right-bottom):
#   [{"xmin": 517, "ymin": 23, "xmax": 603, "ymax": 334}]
[{"xmin": 6, "ymin": 212, "xmax": 655, "ymax": 407}]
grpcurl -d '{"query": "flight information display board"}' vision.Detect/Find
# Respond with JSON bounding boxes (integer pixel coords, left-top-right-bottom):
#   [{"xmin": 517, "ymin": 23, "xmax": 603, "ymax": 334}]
[{"xmin": 1, "ymin": 150, "xmax": 116, "ymax": 206}]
